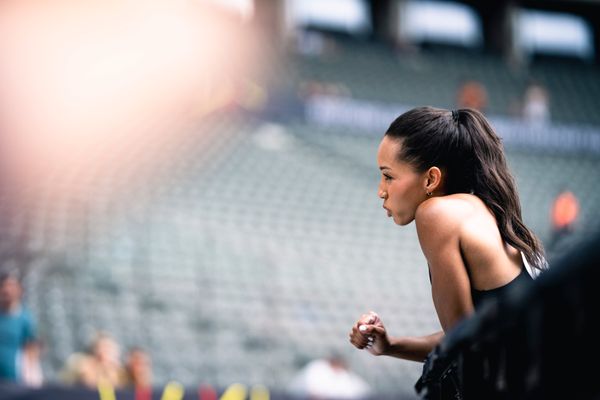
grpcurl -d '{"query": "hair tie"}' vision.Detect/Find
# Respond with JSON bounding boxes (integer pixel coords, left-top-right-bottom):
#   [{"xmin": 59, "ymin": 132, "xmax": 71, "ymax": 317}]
[{"xmin": 451, "ymin": 110, "xmax": 460, "ymax": 123}]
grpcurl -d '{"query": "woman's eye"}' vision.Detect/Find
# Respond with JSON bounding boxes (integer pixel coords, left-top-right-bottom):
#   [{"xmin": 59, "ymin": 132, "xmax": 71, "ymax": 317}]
[{"xmin": 383, "ymin": 174, "xmax": 392, "ymax": 181}]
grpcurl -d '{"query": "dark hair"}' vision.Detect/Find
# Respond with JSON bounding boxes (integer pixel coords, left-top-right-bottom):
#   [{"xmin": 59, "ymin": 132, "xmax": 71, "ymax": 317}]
[
  {"xmin": 0, "ymin": 269, "xmax": 20, "ymax": 284},
  {"xmin": 385, "ymin": 106, "xmax": 545, "ymax": 270}
]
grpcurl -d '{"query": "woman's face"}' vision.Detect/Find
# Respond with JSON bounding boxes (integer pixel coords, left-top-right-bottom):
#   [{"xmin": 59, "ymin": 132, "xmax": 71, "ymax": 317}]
[
  {"xmin": 93, "ymin": 337, "xmax": 120, "ymax": 364},
  {"xmin": 0, "ymin": 277, "xmax": 21, "ymax": 308},
  {"xmin": 377, "ymin": 136, "xmax": 428, "ymax": 225},
  {"xmin": 127, "ymin": 351, "xmax": 151, "ymax": 380}
]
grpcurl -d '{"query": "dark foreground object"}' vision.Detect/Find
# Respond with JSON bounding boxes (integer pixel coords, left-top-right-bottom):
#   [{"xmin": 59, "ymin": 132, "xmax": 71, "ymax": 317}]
[{"xmin": 416, "ymin": 232, "xmax": 600, "ymax": 399}]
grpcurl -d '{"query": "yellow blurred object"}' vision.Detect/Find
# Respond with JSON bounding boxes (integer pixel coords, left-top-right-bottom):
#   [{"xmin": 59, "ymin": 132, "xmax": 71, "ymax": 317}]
[
  {"xmin": 161, "ymin": 381, "xmax": 185, "ymax": 400},
  {"xmin": 250, "ymin": 384, "xmax": 270, "ymax": 400},
  {"xmin": 220, "ymin": 383, "xmax": 248, "ymax": 400},
  {"xmin": 97, "ymin": 379, "xmax": 117, "ymax": 400}
]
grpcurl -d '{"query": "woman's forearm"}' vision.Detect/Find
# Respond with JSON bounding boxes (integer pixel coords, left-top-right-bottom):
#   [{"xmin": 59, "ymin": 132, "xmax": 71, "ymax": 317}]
[{"xmin": 382, "ymin": 331, "xmax": 444, "ymax": 362}]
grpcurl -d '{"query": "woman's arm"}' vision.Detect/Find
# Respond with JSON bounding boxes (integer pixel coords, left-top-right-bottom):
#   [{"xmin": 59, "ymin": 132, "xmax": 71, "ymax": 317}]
[
  {"xmin": 378, "ymin": 331, "xmax": 444, "ymax": 362},
  {"xmin": 415, "ymin": 198, "xmax": 475, "ymax": 331},
  {"xmin": 22, "ymin": 342, "xmax": 43, "ymax": 386}
]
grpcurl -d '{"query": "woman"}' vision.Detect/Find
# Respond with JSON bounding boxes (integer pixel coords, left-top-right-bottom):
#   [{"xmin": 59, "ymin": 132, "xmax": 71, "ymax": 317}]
[
  {"xmin": 348, "ymin": 107, "xmax": 545, "ymax": 364},
  {"xmin": 60, "ymin": 332, "xmax": 126, "ymax": 389}
]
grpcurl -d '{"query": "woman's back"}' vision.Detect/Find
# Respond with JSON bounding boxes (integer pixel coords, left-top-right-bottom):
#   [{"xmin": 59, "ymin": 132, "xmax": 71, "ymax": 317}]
[{"xmin": 451, "ymin": 193, "xmax": 523, "ymax": 292}]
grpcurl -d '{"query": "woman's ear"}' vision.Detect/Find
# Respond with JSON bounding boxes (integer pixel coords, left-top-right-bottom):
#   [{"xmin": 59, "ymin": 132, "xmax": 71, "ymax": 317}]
[{"xmin": 424, "ymin": 166, "xmax": 443, "ymax": 194}]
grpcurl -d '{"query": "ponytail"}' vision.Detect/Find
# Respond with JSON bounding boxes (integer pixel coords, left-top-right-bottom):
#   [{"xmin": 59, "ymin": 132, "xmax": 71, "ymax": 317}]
[{"xmin": 457, "ymin": 109, "xmax": 546, "ymax": 269}]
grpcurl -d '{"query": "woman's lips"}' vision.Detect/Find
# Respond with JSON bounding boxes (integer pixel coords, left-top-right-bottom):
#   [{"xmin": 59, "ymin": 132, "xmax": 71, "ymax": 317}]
[{"xmin": 383, "ymin": 205, "xmax": 392, "ymax": 217}]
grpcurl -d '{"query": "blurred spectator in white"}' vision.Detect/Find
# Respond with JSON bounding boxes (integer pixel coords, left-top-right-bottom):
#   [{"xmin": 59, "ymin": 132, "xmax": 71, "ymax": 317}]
[
  {"xmin": 122, "ymin": 347, "xmax": 152, "ymax": 389},
  {"xmin": 60, "ymin": 331, "xmax": 125, "ymax": 389},
  {"xmin": 0, "ymin": 269, "xmax": 42, "ymax": 386},
  {"xmin": 287, "ymin": 353, "xmax": 371, "ymax": 399},
  {"xmin": 523, "ymin": 80, "xmax": 550, "ymax": 125}
]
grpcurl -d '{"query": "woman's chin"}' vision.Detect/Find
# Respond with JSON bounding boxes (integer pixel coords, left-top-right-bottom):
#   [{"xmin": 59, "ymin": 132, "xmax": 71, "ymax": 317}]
[{"xmin": 392, "ymin": 214, "xmax": 413, "ymax": 226}]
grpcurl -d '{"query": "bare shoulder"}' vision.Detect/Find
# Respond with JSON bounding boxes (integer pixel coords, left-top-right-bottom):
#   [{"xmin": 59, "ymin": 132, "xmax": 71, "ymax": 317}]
[
  {"xmin": 415, "ymin": 194, "xmax": 496, "ymax": 251},
  {"xmin": 415, "ymin": 194, "xmax": 483, "ymax": 234}
]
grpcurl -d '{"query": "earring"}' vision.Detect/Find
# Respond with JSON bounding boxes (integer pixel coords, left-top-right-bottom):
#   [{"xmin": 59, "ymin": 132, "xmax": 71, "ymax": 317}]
[{"xmin": 426, "ymin": 191, "xmax": 432, "ymax": 197}]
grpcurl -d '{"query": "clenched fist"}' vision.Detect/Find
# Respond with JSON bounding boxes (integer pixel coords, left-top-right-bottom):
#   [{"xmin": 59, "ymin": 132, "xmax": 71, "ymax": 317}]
[{"xmin": 349, "ymin": 311, "xmax": 390, "ymax": 356}]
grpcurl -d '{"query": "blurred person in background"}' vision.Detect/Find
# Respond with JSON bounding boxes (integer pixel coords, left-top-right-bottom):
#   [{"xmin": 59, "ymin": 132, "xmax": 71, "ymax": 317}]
[
  {"xmin": 549, "ymin": 187, "xmax": 579, "ymax": 251},
  {"xmin": 287, "ymin": 353, "xmax": 371, "ymax": 400},
  {"xmin": 60, "ymin": 331, "xmax": 125, "ymax": 389},
  {"xmin": 348, "ymin": 107, "xmax": 546, "ymax": 397},
  {"xmin": 522, "ymin": 80, "xmax": 550, "ymax": 126},
  {"xmin": 456, "ymin": 79, "xmax": 488, "ymax": 112},
  {"xmin": 0, "ymin": 270, "xmax": 42, "ymax": 386},
  {"xmin": 122, "ymin": 347, "xmax": 152, "ymax": 389}
]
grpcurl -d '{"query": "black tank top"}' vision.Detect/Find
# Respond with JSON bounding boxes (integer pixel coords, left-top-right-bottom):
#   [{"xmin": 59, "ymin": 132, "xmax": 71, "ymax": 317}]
[{"xmin": 471, "ymin": 267, "xmax": 533, "ymax": 309}]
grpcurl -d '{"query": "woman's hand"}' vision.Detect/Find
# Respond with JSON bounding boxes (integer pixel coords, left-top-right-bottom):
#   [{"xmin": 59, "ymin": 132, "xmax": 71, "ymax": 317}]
[{"xmin": 349, "ymin": 311, "xmax": 390, "ymax": 356}]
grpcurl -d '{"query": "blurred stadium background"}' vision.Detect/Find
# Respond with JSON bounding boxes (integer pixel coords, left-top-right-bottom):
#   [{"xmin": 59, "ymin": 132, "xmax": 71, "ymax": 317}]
[{"xmin": 1, "ymin": 0, "xmax": 600, "ymax": 398}]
